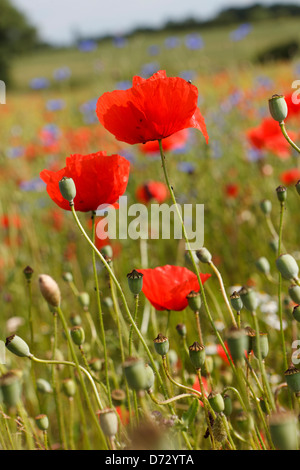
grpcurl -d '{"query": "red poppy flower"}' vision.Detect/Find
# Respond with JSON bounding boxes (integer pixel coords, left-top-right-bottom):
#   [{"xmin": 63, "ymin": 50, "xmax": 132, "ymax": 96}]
[
  {"xmin": 135, "ymin": 181, "xmax": 169, "ymax": 204},
  {"xmin": 96, "ymin": 70, "xmax": 208, "ymax": 145},
  {"xmin": 40, "ymin": 151, "xmax": 130, "ymax": 212},
  {"xmin": 247, "ymin": 117, "xmax": 297, "ymax": 159},
  {"xmin": 280, "ymin": 167, "xmax": 300, "ymax": 185},
  {"xmin": 137, "ymin": 265, "xmax": 211, "ymax": 311},
  {"xmin": 138, "ymin": 129, "xmax": 189, "ymax": 154},
  {"xmin": 224, "ymin": 183, "xmax": 239, "ymax": 199}
]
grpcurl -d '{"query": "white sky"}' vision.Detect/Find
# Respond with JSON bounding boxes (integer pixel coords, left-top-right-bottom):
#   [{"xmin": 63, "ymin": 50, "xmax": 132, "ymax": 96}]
[{"xmin": 11, "ymin": 0, "xmax": 300, "ymax": 45}]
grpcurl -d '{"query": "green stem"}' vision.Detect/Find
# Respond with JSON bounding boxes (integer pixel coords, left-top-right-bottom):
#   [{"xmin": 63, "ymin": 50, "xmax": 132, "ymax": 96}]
[
  {"xmin": 209, "ymin": 261, "xmax": 237, "ymax": 327},
  {"xmin": 279, "ymin": 121, "xmax": 300, "ymax": 155},
  {"xmin": 129, "ymin": 295, "xmax": 139, "ymax": 356}
]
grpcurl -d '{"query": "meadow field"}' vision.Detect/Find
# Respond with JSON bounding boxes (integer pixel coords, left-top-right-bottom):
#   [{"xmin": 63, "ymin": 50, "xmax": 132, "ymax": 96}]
[{"xmin": 1, "ymin": 16, "xmax": 300, "ymax": 451}]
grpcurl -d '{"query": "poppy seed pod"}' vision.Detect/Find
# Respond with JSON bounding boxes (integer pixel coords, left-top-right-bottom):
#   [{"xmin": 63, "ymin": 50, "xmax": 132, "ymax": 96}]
[
  {"xmin": 276, "ymin": 254, "xmax": 299, "ymax": 281},
  {"xmin": 225, "ymin": 327, "xmax": 248, "ymax": 362},
  {"xmin": 36, "ymin": 378, "xmax": 53, "ymax": 394},
  {"xmin": 0, "ymin": 370, "xmax": 23, "ymax": 408},
  {"xmin": 35, "ymin": 414, "xmax": 49, "ymax": 431},
  {"xmin": 252, "ymin": 332, "xmax": 269, "ymax": 360},
  {"xmin": 144, "ymin": 363, "xmax": 155, "ymax": 390},
  {"xmin": 62, "ymin": 378, "xmax": 76, "ymax": 397},
  {"xmin": 189, "ymin": 342, "xmax": 206, "ymax": 370},
  {"xmin": 123, "ymin": 357, "xmax": 149, "ymax": 391},
  {"xmin": 196, "ymin": 247, "xmax": 212, "ymax": 264},
  {"xmin": 230, "ymin": 291, "xmax": 243, "ymax": 312},
  {"xmin": 260, "ymin": 199, "xmax": 272, "ymax": 215},
  {"xmin": 276, "ymin": 185, "xmax": 287, "ymax": 203},
  {"xmin": 239, "ymin": 286, "xmax": 258, "ymax": 312},
  {"xmin": 292, "ymin": 304, "xmax": 300, "ymax": 322},
  {"xmin": 5, "ymin": 335, "xmax": 31, "ymax": 358},
  {"xmin": 284, "ymin": 366, "xmax": 300, "ymax": 395},
  {"xmin": 59, "ymin": 176, "xmax": 77, "ymax": 203},
  {"xmin": 289, "ymin": 285, "xmax": 300, "ymax": 306},
  {"xmin": 127, "ymin": 269, "xmax": 143, "ymax": 296},
  {"xmin": 97, "ymin": 408, "xmax": 118, "ymax": 437},
  {"xmin": 208, "ymin": 391, "xmax": 225, "ymax": 413},
  {"xmin": 62, "ymin": 272, "xmax": 73, "ymax": 283},
  {"xmin": 176, "ymin": 323, "xmax": 187, "ymax": 337},
  {"xmin": 77, "ymin": 292, "xmax": 90, "ymax": 310},
  {"xmin": 268, "ymin": 94, "xmax": 288, "ymax": 122},
  {"xmin": 223, "ymin": 394, "xmax": 233, "ymax": 417},
  {"xmin": 70, "ymin": 326, "xmax": 85, "ymax": 346},
  {"xmin": 245, "ymin": 326, "xmax": 256, "ymax": 354},
  {"xmin": 23, "ymin": 265, "xmax": 34, "ymax": 281},
  {"xmin": 39, "ymin": 274, "xmax": 61, "ymax": 308},
  {"xmin": 255, "ymin": 257, "xmax": 270, "ymax": 275},
  {"xmin": 269, "ymin": 412, "xmax": 298, "ymax": 450},
  {"xmin": 186, "ymin": 290, "xmax": 201, "ymax": 312},
  {"xmin": 153, "ymin": 334, "xmax": 169, "ymax": 357}
]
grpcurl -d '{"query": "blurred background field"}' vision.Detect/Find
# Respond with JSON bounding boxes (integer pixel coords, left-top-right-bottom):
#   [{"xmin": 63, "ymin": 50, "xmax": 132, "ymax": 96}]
[{"xmin": 1, "ymin": 0, "xmax": 300, "ymax": 450}]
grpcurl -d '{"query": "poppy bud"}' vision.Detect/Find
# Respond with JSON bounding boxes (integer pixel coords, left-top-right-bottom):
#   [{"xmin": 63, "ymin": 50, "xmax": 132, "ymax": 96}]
[
  {"xmin": 111, "ymin": 389, "xmax": 126, "ymax": 407},
  {"xmin": 269, "ymin": 238, "xmax": 279, "ymax": 253},
  {"xmin": 59, "ymin": 176, "xmax": 76, "ymax": 203},
  {"xmin": 189, "ymin": 342, "xmax": 206, "ymax": 370},
  {"xmin": 252, "ymin": 332, "xmax": 269, "ymax": 360},
  {"xmin": 196, "ymin": 247, "xmax": 212, "ymax": 264},
  {"xmin": 153, "ymin": 334, "xmax": 169, "ymax": 357},
  {"xmin": 103, "ymin": 297, "xmax": 113, "ymax": 309},
  {"xmin": 284, "ymin": 366, "xmax": 300, "ymax": 395},
  {"xmin": 223, "ymin": 394, "xmax": 233, "ymax": 417},
  {"xmin": 23, "ymin": 265, "xmax": 34, "ymax": 281},
  {"xmin": 70, "ymin": 326, "xmax": 85, "ymax": 346},
  {"xmin": 78, "ymin": 292, "xmax": 90, "ymax": 310},
  {"xmin": 260, "ymin": 199, "xmax": 272, "ymax": 215},
  {"xmin": 292, "ymin": 304, "xmax": 300, "ymax": 322},
  {"xmin": 0, "ymin": 370, "xmax": 23, "ymax": 408},
  {"xmin": 296, "ymin": 180, "xmax": 300, "ymax": 196},
  {"xmin": 62, "ymin": 272, "xmax": 73, "ymax": 283},
  {"xmin": 62, "ymin": 378, "xmax": 76, "ymax": 397},
  {"xmin": 276, "ymin": 254, "xmax": 299, "ymax": 281},
  {"xmin": 39, "ymin": 274, "xmax": 61, "ymax": 308},
  {"xmin": 225, "ymin": 327, "xmax": 248, "ymax": 362},
  {"xmin": 269, "ymin": 412, "xmax": 298, "ymax": 450},
  {"xmin": 230, "ymin": 291, "xmax": 243, "ymax": 312},
  {"xmin": 176, "ymin": 323, "xmax": 187, "ymax": 337},
  {"xmin": 35, "ymin": 414, "xmax": 49, "ymax": 431},
  {"xmin": 208, "ymin": 391, "xmax": 225, "ymax": 413},
  {"xmin": 288, "ymin": 284, "xmax": 300, "ymax": 304},
  {"xmin": 276, "ymin": 185, "xmax": 287, "ymax": 203},
  {"xmin": 255, "ymin": 257, "xmax": 270, "ymax": 276},
  {"xmin": 123, "ymin": 357, "xmax": 148, "ymax": 391},
  {"xmin": 88, "ymin": 357, "xmax": 103, "ymax": 372},
  {"xmin": 186, "ymin": 290, "xmax": 201, "ymax": 312},
  {"xmin": 5, "ymin": 335, "xmax": 31, "ymax": 358},
  {"xmin": 268, "ymin": 94, "xmax": 288, "ymax": 122},
  {"xmin": 36, "ymin": 378, "xmax": 53, "ymax": 394},
  {"xmin": 127, "ymin": 270, "xmax": 143, "ymax": 296},
  {"xmin": 239, "ymin": 286, "xmax": 258, "ymax": 312},
  {"xmin": 70, "ymin": 313, "xmax": 82, "ymax": 327},
  {"xmin": 144, "ymin": 363, "xmax": 155, "ymax": 390},
  {"xmin": 97, "ymin": 408, "xmax": 118, "ymax": 437}
]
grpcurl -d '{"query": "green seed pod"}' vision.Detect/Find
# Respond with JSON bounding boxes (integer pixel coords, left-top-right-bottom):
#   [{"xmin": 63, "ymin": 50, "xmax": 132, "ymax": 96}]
[
  {"xmin": 208, "ymin": 391, "xmax": 225, "ymax": 413},
  {"xmin": 88, "ymin": 357, "xmax": 103, "ymax": 372},
  {"xmin": 189, "ymin": 342, "xmax": 206, "ymax": 370},
  {"xmin": 77, "ymin": 292, "xmax": 90, "ymax": 310},
  {"xmin": 223, "ymin": 394, "xmax": 233, "ymax": 417},
  {"xmin": 226, "ymin": 327, "xmax": 248, "ymax": 362},
  {"xmin": 256, "ymin": 257, "xmax": 270, "ymax": 275},
  {"xmin": 295, "ymin": 180, "xmax": 300, "ymax": 196},
  {"xmin": 276, "ymin": 185, "xmax": 287, "ymax": 203},
  {"xmin": 59, "ymin": 176, "xmax": 76, "ymax": 203},
  {"xmin": 62, "ymin": 272, "xmax": 73, "ymax": 283},
  {"xmin": 70, "ymin": 313, "xmax": 82, "ymax": 326},
  {"xmin": 123, "ymin": 357, "xmax": 148, "ymax": 391},
  {"xmin": 35, "ymin": 414, "xmax": 49, "ymax": 431},
  {"xmin": 0, "ymin": 370, "xmax": 22, "ymax": 408},
  {"xmin": 230, "ymin": 291, "xmax": 243, "ymax": 312},
  {"xmin": 269, "ymin": 238, "xmax": 279, "ymax": 253},
  {"xmin": 127, "ymin": 269, "xmax": 143, "ymax": 296},
  {"xmin": 70, "ymin": 326, "xmax": 85, "ymax": 346},
  {"xmin": 186, "ymin": 290, "xmax": 201, "ymax": 312},
  {"xmin": 268, "ymin": 94, "xmax": 288, "ymax": 122},
  {"xmin": 62, "ymin": 378, "xmax": 76, "ymax": 397},
  {"xmin": 111, "ymin": 389, "xmax": 126, "ymax": 407},
  {"xmin": 292, "ymin": 304, "xmax": 300, "ymax": 322},
  {"xmin": 239, "ymin": 286, "xmax": 258, "ymax": 312},
  {"xmin": 176, "ymin": 323, "xmax": 187, "ymax": 337},
  {"xmin": 97, "ymin": 408, "xmax": 118, "ymax": 437},
  {"xmin": 5, "ymin": 335, "xmax": 31, "ymax": 358},
  {"xmin": 289, "ymin": 284, "xmax": 300, "ymax": 304},
  {"xmin": 23, "ymin": 265, "xmax": 34, "ymax": 281},
  {"xmin": 36, "ymin": 378, "xmax": 53, "ymax": 394},
  {"xmin": 269, "ymin": 412, "xmax": 298, "ymax": 450},
  {"xmin": 284, "ymin": 366, "xmax": 300, "ymax": 395},
  {"xmin": 276, "ymin": 254, "xmax": 299, "ymax": 281},
  {"xmin": 252, "ymin": 332, "xmax": 269, "ymax": 360},
  {"xmin": 153, "ymin": 334, "xmax": 169, "ymax": 357},
  {"xmin": 245, "ymin": 326, "xmax": 256, "ymax": 354},
  {"xmin": 260, "ymin": 199, "xmax": 272, "ymax": 215},
  {"xmin": 196, "ymin": 247, "xmax": 212, "ymax": 264},
  {"xmin": 144, "ymin": 363, "xmax": 155, "ymax": 390},
  {"xmin": 39, "ymin": 274, "xmax": 61, "ymax": 308}
]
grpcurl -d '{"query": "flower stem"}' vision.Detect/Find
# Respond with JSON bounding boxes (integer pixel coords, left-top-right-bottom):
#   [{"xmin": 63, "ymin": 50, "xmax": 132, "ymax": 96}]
[{"xmin": 279, "ymin": 121, "xmax": 300, "ymax": 155}]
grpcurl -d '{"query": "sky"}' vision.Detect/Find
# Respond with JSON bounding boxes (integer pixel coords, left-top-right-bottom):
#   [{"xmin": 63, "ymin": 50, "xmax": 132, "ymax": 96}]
[{"xmin": 11, "ymin": 0, "xmax": 300, "ymax": 46}]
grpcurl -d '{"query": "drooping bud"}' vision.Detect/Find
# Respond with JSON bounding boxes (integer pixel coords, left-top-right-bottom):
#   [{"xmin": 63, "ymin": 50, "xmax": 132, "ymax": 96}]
[
  {"xmin": 255, "ymin": 257, "xmax": 270, "ymax": 276},
  {"xmin": 252, "ymin": 332, "xmax": 269, "ymax": 360},
  {"xmin": 127, "ymin": 269, "xmax": 143, "ymax": 296},
  {"xmin": 260, "ymin": 199, "xmax": 272, "ymax": 215},
  {"xmin": 276, "ymin": 254, "xmax": 299, "ymax": 281},
  {"xmin": 153, "ymin": 334, "xmax": 169, "ymax": 357},
  {"xmin": 186, "ymin": 290, "xmax": 201, "ymax": 312},
  {"xmin": 188, "ymin": 342, "xmax": 206, "ymax": 370},
  {"xmin": 59, "ymin": 176, "xmax": 76, "ymax": 203},
  {"xmin": 284, "ymin": 366, "xmax": 300, "ymax": 395},
  {"xmin": 39, "ymin": 274, "xmax": 61, "ymax": 308},
  {"xmin": 208, "ymin": 391, "xmax": 225, "ymax": 413},
  {"xmin": 223, "ymin": 394, "xmax": 233, "ymax": 417},
  {"xmin": 36, "ymin": 378, "xmax": 53, "ymax": 394},
  {"xmin": 62, "ymin": 378, "xmax": 76, "ymax": 397},
  {"xmin": 35, "ymin": 414, "xmax": 49, "ymax": 431},
  {"xmin": 5, "ymin": 335, "xmax": 31, "ymax": 358},
  {"xmin": 97, "ymin": 408, "xmax": 118, "ymax": 437},
  {"xmin": 269, "ymin": 412, "xmax": 298, "ymax": 450},
  {"xmin": 268, "ymin": 94, "xmax": 288, "ymax": 122},
  {"xmin": 196, "ymin": 247, "xmax": 212, "ymax": 264}
]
